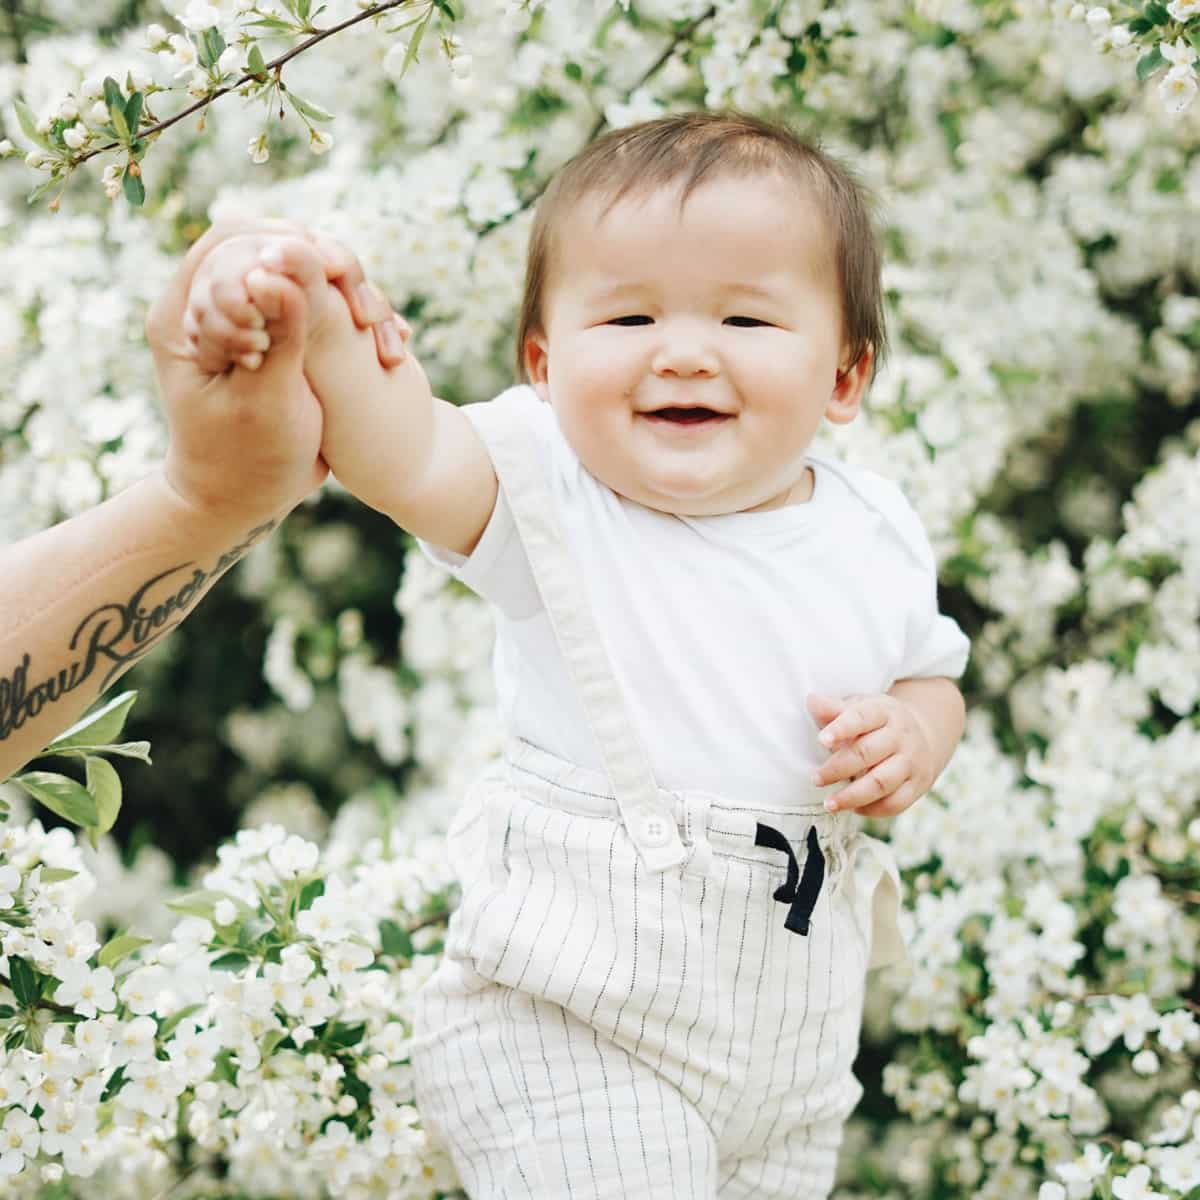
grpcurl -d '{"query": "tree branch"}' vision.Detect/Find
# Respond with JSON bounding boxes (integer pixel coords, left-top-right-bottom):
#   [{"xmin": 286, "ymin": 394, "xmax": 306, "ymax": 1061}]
[
  {"xmin": 504, "ymin": 4, "xmax": 717, "ymax": 224},
  {"xmin": 72, "ymin": 0, "xmax": 415, "ymax": 167}
]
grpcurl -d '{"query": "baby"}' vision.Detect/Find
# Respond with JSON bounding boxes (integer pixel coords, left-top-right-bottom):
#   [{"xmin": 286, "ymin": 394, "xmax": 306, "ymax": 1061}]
[{"xmin": 184, "ymin": 111, "xmax": 969, "ymax": 1199}]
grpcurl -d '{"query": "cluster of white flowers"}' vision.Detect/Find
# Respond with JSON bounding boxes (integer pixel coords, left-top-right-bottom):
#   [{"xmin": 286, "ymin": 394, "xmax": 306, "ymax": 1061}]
[
  {"xmin": 1, "ymin": 0, "xmax": 1199, "ymax": 1196},
  {"xmin": 0, "ymin": 810, "xmax": 463, "ymax": 1196}
]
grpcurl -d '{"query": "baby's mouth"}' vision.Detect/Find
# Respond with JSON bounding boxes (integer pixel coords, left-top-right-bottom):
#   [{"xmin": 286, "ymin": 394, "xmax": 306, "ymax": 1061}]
[{"xmin": 645, "ymin": 407, "xmax": 732, "ymax": 425}]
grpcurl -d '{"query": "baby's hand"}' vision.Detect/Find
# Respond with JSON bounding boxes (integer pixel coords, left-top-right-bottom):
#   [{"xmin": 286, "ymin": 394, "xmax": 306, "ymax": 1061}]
[
  {"xmin": 806, "ymin": 691, "xmax": 936, "ymax": 818},
  {"xmin": 183, "ymin": 229, "xmax": 410, "ymax": 375}
]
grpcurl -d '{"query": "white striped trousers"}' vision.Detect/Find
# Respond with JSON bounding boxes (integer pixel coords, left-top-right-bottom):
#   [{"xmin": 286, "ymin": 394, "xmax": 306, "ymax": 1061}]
[{"xmin": 408, "ymin": 741, "xmax": 906, "ymax": 1199}]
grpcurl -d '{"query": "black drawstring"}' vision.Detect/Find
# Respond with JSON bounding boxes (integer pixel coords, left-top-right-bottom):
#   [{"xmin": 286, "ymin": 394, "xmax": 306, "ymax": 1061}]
[{"xmin": 755, "ymin": 823, "xmax": 825, "ymax": 936}]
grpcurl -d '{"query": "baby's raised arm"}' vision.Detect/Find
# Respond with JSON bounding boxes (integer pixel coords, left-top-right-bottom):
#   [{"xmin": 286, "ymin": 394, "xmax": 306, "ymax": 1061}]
[{"xmin": 185, "ymin": 236, "xmax": 498, "ymax": 558}]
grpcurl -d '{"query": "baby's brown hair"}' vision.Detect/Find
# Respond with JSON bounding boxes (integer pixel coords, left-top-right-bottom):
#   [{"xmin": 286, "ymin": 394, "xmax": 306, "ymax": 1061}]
[{"xmin": 514, "ymin": 109, "xmax": 888, "ymax": 389}]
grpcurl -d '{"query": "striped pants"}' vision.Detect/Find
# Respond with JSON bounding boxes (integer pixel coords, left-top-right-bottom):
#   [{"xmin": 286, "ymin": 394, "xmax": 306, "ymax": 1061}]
[{"xmin": 408, "ymin": 741, "xmax": 907, "ymax": 1199}]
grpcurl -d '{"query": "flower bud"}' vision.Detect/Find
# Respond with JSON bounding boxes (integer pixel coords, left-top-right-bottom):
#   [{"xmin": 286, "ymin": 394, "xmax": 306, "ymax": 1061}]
[
  {"xmin": 80, "ymin": 75, "xmax": 106, "ymax": 100},
  {"xmin": 145, "ymin": 22, "xmax": 169, "ymax": 48},
  {"xmin": 90, "ymin": 100, "xmax": 110, "ymax": 123},
  {"xmin": 130, "ymin": 68, "xmax": 154, "ymax": 91},
  {"xmin": 24, "ymin": 150, "xmax": 46, "ymax": 168},
  {"xmin": 0, "ymin": 139, "xmax": 15, "ymax": 157},
  {"xmin": 309, "ymin": 129, "xmax": 333, "ymax": 155},
  {"xmin": 63, "ymin": 125, "xmax": 88, "ymax": 150},
  {"xmin": 1085, "ymin": 6, "xmax": 1111, "ymax": 31},
  {"xmin": 57, "ymin": 98, "xmax": 79, "ymax": 120}
]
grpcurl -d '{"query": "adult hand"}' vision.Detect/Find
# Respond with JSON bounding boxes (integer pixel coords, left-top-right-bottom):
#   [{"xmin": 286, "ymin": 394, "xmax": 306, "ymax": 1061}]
[{"xmin": 146, "ymin": 218, "xmax": 406, "ymax": 529}]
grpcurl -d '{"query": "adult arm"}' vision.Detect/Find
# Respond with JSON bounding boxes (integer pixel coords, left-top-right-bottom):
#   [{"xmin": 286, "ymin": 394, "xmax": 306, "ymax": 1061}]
[
  {"xmin": 0, "ymin": 474, "xmax": 278, "ymax": 781},
  {"xmin": 0, "ymin": 220, "xmax": 402, "ymax": 782}
]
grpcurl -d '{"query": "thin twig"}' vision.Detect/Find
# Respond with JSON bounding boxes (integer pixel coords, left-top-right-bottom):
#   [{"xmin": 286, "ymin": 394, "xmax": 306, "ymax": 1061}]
[
  {"xmin": 505, "ymin": 4, "xmax": 718, "ymax": 222},
  {"xmin": 72, "ymin": 0, "xmax": 414, "ymax": 167},
  {"xmin": 151, "ymin": 1156, "xmax": 206, "ymax": 1200}
]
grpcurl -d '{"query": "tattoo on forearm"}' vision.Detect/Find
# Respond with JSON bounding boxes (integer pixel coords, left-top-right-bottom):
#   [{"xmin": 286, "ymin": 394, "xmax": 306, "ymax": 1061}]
[{"xmin": 0, "ymin": 520, "xmax": 277, "ymax": 743}]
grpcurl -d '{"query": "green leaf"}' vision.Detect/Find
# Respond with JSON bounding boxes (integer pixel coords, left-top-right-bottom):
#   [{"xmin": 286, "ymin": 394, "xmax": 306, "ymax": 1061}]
[
  {"xmin": 109, "ymin": 103, "xmax": 129, "ymax": 143},
  {"xmin": 564, "ymin": 61, "xmax": 583, "ymax": 81},
  {"xmin": 1143, "ymin": 1, "xmax": 1170, "ymax": 23},
  {"xmin": 9, "ymin": 956, "xmax": 39, "ymax": 1007},
  {"xmin": 50, "ymin": 741, "xmax": 152, "ymax": 764},
  {"xmin": 397, "ymin": 7, "xmax": 434, "ymax": 79},
  {"xmin": 25, "ymin": 175, "xmax": 60, "ymax": 207},
  {"xmin": 97, "ymin": 931, "xmax": 152, "ymax": 970},
  {"xmin": 243, "ymin": 15, "xmax": 296, "ymax": 31},
  {"xmin": 166, "ymin": 889, "xmax": 255, "ymax": 924},
  {"xmin": 287, "ymin": 92, "xmax": 333, "ymax": 123},
  {"xmin": 199, "ymin": 27, "xmax": 226, "ymax": 68},
  {"xmin": 1136, "ymin": 46, "xmax": 1166, "ymax": 80},
  {"xmin": 158, "ymin": 1003, "xmax": 205, "ymax": 1040},
  {"xmin": 213, "ymin": 1048, "xmax": 238, "ymax": 1085},
  {"xmin": 124, "ymin": 92, "xmax": 144, "ymax": 135},
  {"xmin": 84, "ymin": 756, "xmax": 121, "ymax": 837},
  {"xmin": 1188, "ymin": 26, "xmax": 1200, "ymax": 53},
  {"xmin": 46, "ymin": 691, "xmax": 138, "ymax": 753},
  {"xmin": 322, "ymin": 1020, "xmax": 365, "ymax": 1049},
  {"xmin": 379, "ymin": 919, "xmax": 413, "ymax": 959},
  {"xmin": 1127, "ymin": 16, "xmax": 1153, "ymax": 33},
  {"xmin": 102, "ymin": 76, "xmax": 124, "ymax": 115},
  {"xmin": 12, "ymin": 771, "xmax": 98, "ymax": 827},
  {"xmin": 38, "ymin": 868, "xmax": 79, "ymax": 883},
  {"xmin": 248, "ymin": 43, "xmax": 268, "ymax": 78},
  {"xmin": 297, "ymin": 878, "xmax": 325, "ymax": 912},
  {"xmin": 260, "ymin": 1028, "xmax": 289, "ymax": 1059},
  {"xmin": 13, "ymin": 97, "xmax": 53, "ymax": 150},
  {"xmin": 123, "ymin": 168, "xmax": 145, "ymax": 208},
  {"xmin": 297, "ymin": 0, "xmax": 311, "ymax": 21},
  {"xmin": 210, "ymin": 951, "xmax": 250, "ymax": 972},
  {"xmin": 165, "ymin": 890, "xmax": 221, "ymax": 919}
]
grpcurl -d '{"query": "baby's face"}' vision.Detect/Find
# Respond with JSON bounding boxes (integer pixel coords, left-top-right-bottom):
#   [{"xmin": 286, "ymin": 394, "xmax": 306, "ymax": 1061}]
[{"xmin": 524, "ymin": 171, "xmax": 872, "ymax": 516}]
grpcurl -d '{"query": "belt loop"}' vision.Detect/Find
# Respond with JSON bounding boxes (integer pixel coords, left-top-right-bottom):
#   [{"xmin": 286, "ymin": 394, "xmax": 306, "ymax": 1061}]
[{"xmin": 682, "ymin": 794, "xmax": 713, "ymax": 878}]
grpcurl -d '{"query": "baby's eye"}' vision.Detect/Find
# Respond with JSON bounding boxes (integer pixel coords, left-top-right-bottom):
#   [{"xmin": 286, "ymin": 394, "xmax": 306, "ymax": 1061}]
[
  {"xmin": 606, "ymin": 315, "xmax": 653, "ymax": 326},
  {"xmin": 725, "ymin": 316, "xmax": 769, "ymax": 327}
]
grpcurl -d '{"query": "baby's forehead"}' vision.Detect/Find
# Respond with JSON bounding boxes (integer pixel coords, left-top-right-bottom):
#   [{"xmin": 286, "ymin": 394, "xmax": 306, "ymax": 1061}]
[{"xmin": 549, "ymin": 171, "xmax": 837, "ymax": 288}]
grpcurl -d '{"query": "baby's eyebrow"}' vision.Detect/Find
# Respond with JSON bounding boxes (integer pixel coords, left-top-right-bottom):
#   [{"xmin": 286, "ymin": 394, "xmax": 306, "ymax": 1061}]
[{"xmin": 584, "ymin": 279, "xmax": 786, "ymax": 303}]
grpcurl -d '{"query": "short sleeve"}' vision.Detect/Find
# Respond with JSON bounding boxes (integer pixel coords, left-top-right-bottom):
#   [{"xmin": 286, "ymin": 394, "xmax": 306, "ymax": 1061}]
[
  {"xmin": 844, "ymin": 465, "xmax": 971, "ymax": 681},
  {"xmin": 890, "ymin": 500, "xmax": 970, "ymax": 680},
  {"xmin": 898, "ymin": 569, "xmax": 971, "ymax": 680},
  {"xmin": 412, "ymin": 389, "xmax": 544, "ymax": 620}
]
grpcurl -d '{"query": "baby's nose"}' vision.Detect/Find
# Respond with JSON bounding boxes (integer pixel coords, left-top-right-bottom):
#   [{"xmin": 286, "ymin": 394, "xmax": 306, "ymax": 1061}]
[{"xmin": 650, "ymin": 326, "xmax": 719, "ymax": 377}]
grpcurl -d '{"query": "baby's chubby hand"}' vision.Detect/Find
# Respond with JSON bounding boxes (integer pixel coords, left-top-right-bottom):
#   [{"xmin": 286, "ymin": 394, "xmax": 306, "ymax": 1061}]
[
  {"xmin": 805, "ymin": 691, "xmax": 936, "ymax": 819},
  {"xmin": 182, "ymin": 226, "xmax": 411, "ymax": 375}
]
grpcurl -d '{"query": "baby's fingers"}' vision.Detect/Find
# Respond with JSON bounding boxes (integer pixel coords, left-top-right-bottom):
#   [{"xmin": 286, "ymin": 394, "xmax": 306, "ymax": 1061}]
[
  {"xmin": 811, "ymin": 726, "xmax": 894, "ymax": 788},
  {"xmin": 187, "ymin": 273, "xmax": 271, "ymax": 373}
]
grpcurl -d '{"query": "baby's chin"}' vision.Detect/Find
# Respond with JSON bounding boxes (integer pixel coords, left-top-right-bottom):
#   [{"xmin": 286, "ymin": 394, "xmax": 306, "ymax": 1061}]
[
  {"xmin": 606, "ymin": 466, "xmax": 813, "ymax": 516},
  {"xmin": 606, "ymin": 479, "xmax": 761, "ymax": 518}
]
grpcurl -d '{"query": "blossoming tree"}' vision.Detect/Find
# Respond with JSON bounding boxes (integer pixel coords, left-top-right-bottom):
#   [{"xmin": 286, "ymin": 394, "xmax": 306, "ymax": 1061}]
[{"xmin": 0, "ymin": 0, "xmax": 1198, "ymax": 1197}]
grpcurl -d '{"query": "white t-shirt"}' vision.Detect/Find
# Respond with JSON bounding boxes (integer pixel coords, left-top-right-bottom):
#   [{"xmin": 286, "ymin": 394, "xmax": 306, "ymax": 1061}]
[{"xmin": 417, "ymin": 385, "xmax": 970, "ymax": 809}]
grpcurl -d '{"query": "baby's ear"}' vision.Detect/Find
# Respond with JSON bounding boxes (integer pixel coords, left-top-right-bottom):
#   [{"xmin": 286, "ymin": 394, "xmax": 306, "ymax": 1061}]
[
  {"xmin": 523, "ymin": 331, "xmax": 550, "ymax": 401},
  {"xmin": 826, "ymin": 344, "xmax": 873, "ymax": 425}
]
